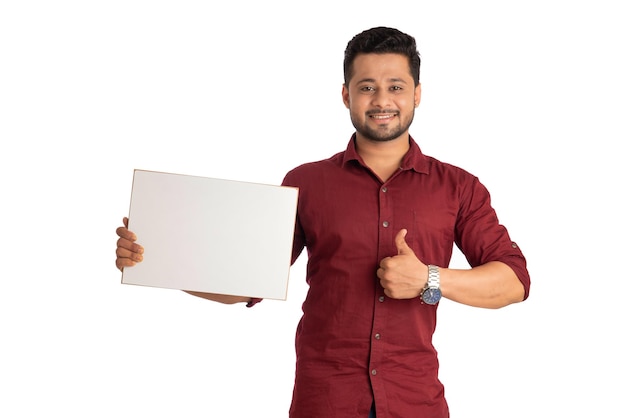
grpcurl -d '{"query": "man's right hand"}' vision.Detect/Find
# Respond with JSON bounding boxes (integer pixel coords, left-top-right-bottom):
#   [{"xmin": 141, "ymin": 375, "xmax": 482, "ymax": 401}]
[{"xmin": 115, "ymin": 217, "xmax": 144, "ymax": 272}]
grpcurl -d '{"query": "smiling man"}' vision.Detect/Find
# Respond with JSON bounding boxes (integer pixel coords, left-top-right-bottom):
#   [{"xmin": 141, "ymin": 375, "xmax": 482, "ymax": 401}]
[
  {"xmin": 116, "ymin": 27, "xmax": 530, "ymax": 418},
  {"xmin": 344, "ymin": 53, "xmax": 420, "ymax": 144}
]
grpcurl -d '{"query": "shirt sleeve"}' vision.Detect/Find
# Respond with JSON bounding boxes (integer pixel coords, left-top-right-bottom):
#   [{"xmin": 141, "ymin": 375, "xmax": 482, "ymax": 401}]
[
  {"xmin": 246, "ymin": 298, "xmax": 263, "ymax": 308},
  {"xmin": 283, "ymin": 170, "xmax": 307, "ymax": 265},
  {"xmin": 455, "ymin": 176, "xmax": 531, "ymax": 300}
]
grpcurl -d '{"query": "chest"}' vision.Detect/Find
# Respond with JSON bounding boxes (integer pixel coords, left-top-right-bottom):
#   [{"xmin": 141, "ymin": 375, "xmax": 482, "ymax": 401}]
[{"xmin": 296, "ymin": 167, "xmax": 459, "ymax": 261}]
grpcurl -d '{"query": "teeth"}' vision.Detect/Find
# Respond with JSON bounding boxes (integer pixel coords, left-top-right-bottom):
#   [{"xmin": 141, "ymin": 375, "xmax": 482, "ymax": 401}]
[{"xmin": 372, "ymin": 114, "xmax": 394, "ymax": 119}]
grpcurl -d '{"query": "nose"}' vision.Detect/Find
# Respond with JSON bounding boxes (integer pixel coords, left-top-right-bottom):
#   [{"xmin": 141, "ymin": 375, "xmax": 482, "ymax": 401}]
[{"xmin": 371, "ymin": 89, "xmax": 393, "ymax": 108}]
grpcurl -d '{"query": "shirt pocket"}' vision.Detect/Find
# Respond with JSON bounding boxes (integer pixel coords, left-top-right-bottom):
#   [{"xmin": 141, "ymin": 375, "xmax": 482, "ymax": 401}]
[{"xmin": 410, "ymin": 209, "xmax": 456, "ymax": 264}]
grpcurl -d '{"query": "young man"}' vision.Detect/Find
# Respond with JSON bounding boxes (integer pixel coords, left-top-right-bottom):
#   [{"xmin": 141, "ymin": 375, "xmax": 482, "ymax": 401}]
[{"xmin": 116, "ymin": 27, "xmax": 530, "ymax": 418}]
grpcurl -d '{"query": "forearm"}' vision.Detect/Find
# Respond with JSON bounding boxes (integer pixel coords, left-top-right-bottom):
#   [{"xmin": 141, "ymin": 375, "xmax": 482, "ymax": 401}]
[
  {"xmin": 183, "ymin": 291, "xmax": 250, "ymax": 305},
  {"xmin": 439, "ymin": 261, "xmax": 525, "ymax": 309}
]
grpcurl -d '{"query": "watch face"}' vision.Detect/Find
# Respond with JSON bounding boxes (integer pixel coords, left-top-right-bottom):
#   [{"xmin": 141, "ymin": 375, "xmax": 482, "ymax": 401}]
[{"xmin": 421, "ymin": 288, "xmax": 442, "ymax": 305}]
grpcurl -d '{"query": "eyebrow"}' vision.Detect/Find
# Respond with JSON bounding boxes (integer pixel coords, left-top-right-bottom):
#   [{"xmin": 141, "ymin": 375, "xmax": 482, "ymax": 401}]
[{"xmin": 355, "ymin": 77, "xmax": 409, "ymax": 84}]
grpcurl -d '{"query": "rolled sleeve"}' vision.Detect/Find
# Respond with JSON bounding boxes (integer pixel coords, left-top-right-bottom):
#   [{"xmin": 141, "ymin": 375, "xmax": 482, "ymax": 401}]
[{"xmin": 456, "ymin": 177, "xmax": 531, "ymax": 300}]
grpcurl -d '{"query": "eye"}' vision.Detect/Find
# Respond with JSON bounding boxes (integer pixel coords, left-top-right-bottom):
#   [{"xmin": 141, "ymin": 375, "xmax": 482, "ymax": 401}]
[
  {"xmin": 390, "ymin": 85, "xmax": 403, "ymax": 91},
  {"xmin": 360, "ymin": 86, "xmax": 375, "ymax": 92}
]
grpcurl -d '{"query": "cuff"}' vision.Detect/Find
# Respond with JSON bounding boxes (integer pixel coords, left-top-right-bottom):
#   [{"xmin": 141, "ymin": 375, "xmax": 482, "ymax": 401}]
[{"xmin": 246, "ymin": 298, "xmax": 263, "ymax": 308}]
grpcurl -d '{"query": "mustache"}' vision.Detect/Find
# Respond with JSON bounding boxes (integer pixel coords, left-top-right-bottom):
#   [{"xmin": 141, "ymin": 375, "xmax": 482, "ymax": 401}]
[{"xmin": 365, "ymin": 109, "xmax": 399, "ymax": 116}]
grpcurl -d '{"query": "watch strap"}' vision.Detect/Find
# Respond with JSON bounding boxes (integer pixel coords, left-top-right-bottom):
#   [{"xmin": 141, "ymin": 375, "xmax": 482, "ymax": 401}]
[{"xmin": 427, "ymin": 265, "xmax": 440, "ymax": 289}]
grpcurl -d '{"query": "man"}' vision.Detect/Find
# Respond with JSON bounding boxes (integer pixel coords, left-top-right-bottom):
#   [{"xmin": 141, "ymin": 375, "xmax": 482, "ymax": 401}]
[{"xmin": 116, "ymin": 27, "xmax": 530, "ymax": 418}]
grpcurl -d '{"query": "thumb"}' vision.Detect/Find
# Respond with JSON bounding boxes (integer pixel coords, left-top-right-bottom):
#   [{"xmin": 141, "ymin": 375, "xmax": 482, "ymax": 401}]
[{"xmin": 395, "ymin": 228, "xmax": 415, "ymax": 256}]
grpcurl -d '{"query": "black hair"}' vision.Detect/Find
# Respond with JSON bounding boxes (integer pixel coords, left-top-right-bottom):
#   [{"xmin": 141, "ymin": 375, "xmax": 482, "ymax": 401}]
[{"xmin": 343, "ymin": 27, "xmax": 421, "ymax": 86}]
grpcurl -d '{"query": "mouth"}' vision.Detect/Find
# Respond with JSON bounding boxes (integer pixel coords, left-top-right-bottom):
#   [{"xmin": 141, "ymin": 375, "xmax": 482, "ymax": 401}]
[{"xmin": 368, "ymin": 111, "xmax": 398, "ymax": 123}]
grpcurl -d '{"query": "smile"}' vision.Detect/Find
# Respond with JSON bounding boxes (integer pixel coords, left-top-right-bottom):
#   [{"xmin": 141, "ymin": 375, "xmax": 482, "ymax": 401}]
[{"xmin": 369, "ymin": 112, "xmax": 398, "ymax": 122}]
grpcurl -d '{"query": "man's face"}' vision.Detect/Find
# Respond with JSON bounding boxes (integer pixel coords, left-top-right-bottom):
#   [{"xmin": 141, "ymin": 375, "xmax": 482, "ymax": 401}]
[{"xmin": 342, "ymin": 53, "xmax": 421, "ymax": 143}]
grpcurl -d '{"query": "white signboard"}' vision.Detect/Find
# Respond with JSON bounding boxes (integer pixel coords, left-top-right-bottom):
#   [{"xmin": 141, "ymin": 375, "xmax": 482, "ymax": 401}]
[{"xmin": 121, "ymin": 169, "xmax": 299, "ymax": 300}]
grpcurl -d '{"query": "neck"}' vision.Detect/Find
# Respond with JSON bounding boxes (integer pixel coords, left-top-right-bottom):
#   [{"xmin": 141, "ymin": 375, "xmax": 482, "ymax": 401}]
[{"xmin": 355, "ymin": 133, "xmax": 410, "ymax": 182}]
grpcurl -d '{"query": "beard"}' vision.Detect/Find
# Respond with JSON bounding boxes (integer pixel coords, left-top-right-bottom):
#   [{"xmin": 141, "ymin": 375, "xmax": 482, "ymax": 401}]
[{"xmin": 350, "ymin": 109, "xmax": 414, "ymax": 142}]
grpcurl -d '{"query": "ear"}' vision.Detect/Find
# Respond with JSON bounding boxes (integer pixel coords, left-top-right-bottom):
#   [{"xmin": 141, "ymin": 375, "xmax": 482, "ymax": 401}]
[
  {"xmin": 342, "ymin": 84, "xmax": 350, "ymax": 109},
  {"xmin": 414, "ymin": 83, "xmax": 422, "ymax": 108}
]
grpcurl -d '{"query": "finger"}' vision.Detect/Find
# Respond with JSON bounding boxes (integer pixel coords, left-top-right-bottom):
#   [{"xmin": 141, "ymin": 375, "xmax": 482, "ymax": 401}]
[
  {"xmin": 123, "ymin": 217, "xmax": 129, "ymax": 228},
  {"xmin": 116, "ymin": 236, "xmax": 144, "ymax": 254},
  {"xmin": 116, "ymin": 225, "xmax": 137, "ymax": 241},
  {"xmin": 115, "ymin": 245, "xmax": 144, "ymax": 272},
  {"xmin": 394, "ymin": 228, "xmax": 414, "ymax": 256},
  {"xmin": 116, "ymin": 257, "xmax": 138, "ymax": 272},
  {"xmin": 376, "ymin": 266, "xmax": 386, "ymax": 280},
  {"xmin": 378, "ymin": 256, "xmax": 391, "ymax": 269},
  {"xmin": 116, "ymin": 245, "xmax": 144, "ymax": 262}
]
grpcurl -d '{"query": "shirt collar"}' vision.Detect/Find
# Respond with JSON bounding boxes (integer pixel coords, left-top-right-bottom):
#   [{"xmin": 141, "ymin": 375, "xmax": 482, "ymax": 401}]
[{"xmin": 342, "ymin": 134, "xmax": 430, "ymax": 174}]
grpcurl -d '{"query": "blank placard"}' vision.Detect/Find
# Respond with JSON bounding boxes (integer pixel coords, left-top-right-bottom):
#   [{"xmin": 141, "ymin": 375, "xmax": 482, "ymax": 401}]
[{"xmin": 121, "ymin": 169, "xmax": 299, "ymax": 300}]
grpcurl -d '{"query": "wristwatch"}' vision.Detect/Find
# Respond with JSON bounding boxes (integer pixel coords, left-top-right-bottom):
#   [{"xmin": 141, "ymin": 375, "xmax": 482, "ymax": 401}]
[{"xmin": 420, "ymin": 265, "xmax": 442, "ymax": 305}]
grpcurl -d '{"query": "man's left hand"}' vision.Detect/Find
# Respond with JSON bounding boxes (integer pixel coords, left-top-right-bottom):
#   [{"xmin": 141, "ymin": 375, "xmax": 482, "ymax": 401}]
[{"xmin": 377, "ymin": 229, "xmax": 428, "ymax": 299}]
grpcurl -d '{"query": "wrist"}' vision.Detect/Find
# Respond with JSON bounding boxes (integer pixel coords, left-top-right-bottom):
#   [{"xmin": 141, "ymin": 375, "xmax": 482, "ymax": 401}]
[{"xmin": 420, "ymin": 265, "xmax": 442, "ymax": 305}]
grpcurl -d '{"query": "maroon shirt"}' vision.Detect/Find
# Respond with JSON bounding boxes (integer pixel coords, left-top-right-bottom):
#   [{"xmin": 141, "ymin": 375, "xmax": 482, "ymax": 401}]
[{"xmin": 255, "ymin": 135, "xmax": 530, "ymax": 417}]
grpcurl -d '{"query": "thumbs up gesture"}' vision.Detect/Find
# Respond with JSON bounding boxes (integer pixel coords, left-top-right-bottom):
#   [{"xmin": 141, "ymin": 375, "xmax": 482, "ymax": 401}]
[{"xmin": 377, "ymin": 229, "xmax": 428, "ymax": 299}]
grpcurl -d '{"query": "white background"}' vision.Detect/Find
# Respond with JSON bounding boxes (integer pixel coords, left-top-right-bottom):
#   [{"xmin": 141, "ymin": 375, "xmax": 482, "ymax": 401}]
[{"xmin": 1, "ymin": 1, "xmax": 624, "ymax": 416}]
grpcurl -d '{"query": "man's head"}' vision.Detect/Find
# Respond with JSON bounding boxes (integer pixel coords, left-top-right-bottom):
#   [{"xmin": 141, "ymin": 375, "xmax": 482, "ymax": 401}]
[
  {"xmin": 342, "ymin": 27, "xmax": 422, "ymax": 143},
  {"xmin": 343, "ymin": 27, "xmax": 421, "ymax": 87}
]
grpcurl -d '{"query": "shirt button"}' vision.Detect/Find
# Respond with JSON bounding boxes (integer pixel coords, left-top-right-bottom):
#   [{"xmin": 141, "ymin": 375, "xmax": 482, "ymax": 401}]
[
  {"xmin": 379, "ymin": 296, "xmax": 385, "ymax": 302},
  {"xmin": 371, "ymin": 369, "xmax": 377, "ymax": 376},
  {"xmin": 374, "ymin": 333, "xmax": 381, "ymax": 340},
  {"xmin": 381, "ymin": 186, "xmax": 388, "ymax": 193},
  {"xmin": 382, "ymin": 221, "xmax": 389, "ymax": 228},
  {"xmin": 511, "ymin": 242, "xmax": 518, "ymax": 249}
]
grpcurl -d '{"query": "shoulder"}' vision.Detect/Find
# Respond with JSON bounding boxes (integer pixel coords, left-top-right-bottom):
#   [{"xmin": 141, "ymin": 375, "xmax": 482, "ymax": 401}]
[
  {"xmin": 282, "ymin": 151, "xmax": 345, "ymax": 185},
  {"xmin": 420, "ymin": 155, "xmax": 493, "ymax": 204},
  {"xmin": 424, "ymin": 154, "xmax": 479, "ymax": 183}
]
